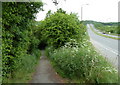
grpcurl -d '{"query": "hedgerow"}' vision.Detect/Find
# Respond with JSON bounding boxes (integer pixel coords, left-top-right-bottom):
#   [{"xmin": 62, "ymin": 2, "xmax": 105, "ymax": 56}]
[{"xmin": 2, "ymin": 2, "xmax": 43, "ymax": 82}]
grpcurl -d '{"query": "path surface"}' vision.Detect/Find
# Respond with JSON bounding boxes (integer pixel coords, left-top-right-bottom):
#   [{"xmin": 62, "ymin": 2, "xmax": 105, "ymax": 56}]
[
  {"xmin": 87, "ymin": 24, "xmax": 119, "ymax": 69},
  {"xmin": 31, "ymin": 50, "xmax": 65, "ymax": 83}
]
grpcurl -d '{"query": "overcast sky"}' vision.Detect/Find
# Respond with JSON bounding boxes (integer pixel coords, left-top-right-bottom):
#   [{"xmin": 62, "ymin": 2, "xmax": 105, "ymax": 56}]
[{"xmin": 36, "ymin": 0, "xmax": 119, "ymax": 22}]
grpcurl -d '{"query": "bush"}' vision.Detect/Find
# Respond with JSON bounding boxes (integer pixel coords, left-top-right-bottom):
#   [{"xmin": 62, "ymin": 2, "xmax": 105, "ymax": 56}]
[
  {"xmin": 39, "ymin": 10, "xmax": 84, "ymax": 48},
  {"xmin": 31, "ymin": 49, "xmax": 41, "ymax": 59}
]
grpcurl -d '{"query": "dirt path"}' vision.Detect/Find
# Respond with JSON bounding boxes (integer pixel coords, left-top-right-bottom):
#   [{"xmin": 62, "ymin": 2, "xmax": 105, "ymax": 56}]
[{"xmin": 30, "ymin": 50, "xmax": 65, "ymax": 83}]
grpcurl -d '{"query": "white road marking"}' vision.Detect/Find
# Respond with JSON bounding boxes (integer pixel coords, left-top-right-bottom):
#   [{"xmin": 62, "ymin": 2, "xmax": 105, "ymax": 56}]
[
  {"xmin": 87, "ymin": 24, "xmax": 118, "ymax": 56},
  {"xmin": 87, "ymin": 24, "xmax": 118, "ymax": 68},
  {"xmin": 90, "ymin": 38, "xmax": 118, "ymax": 55}
]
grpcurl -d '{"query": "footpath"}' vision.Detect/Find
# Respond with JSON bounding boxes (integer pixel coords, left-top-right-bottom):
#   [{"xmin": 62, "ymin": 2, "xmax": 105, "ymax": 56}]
[{"xmin": 30, "ymin": 50, "xmax": 65, "ymax": 83}]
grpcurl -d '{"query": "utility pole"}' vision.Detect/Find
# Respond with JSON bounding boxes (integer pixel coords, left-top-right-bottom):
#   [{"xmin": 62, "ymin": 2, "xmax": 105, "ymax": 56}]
[
  {"xmin": 81, "ymin": 6, "xmax": 83, "ymax": 21},
  {"xmin": 81, "ymin": 4, "xmax": 89, "ymax": 21}
]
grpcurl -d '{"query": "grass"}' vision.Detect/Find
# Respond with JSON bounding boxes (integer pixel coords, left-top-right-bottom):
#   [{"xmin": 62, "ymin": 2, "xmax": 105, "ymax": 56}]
[
  {"xmin": 0, "ymin": 38, "xmax": 1, "ymax": 84},
  {"xmin": 92, "ymin": 22, "xmax": 119, "ymax": 35},
  {"xmin": 45, "ymin": 33, "xmax": 118, "ymax": 83},
  {"xmin": 96, "ymin": 27, "xmax": 120, "ymax": 36},
  {"xmin": 90, "ymin": 25, "xmax": 120, "ymax": 40},
  {"xmin": 97, "ymin": 26, "xmax": 118, "ymax": 35},
  {"xmin": 2, "ymin": 49, "xmax": 41, "ymax": 83},
  {"xmin": 0, "ymin": 56, "xmax": 1, "ymax": 84}
]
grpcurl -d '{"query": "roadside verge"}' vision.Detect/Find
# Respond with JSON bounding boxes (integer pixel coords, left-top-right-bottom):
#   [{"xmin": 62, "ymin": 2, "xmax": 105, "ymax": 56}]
[{"xmin": 89, "ymin": 24, "xmax": 120, "ymax": 40}]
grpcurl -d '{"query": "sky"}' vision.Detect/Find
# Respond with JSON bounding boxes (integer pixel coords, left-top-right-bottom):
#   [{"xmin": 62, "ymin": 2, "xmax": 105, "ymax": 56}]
[{"xmin": 35, "ymin": 0, "xmax": 120, "ymax": 22}]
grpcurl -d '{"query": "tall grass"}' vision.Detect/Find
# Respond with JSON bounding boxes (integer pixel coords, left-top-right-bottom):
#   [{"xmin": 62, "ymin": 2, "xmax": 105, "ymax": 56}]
[
  {"xmin": 46, "ymin": 35, "xmax": 118, "ymax": 83},
  {"xmin": 3, "ymin": 49, "xmax": 41, "ymax": 83},
  {"xmin": 0, "ymin": 56, "xmax": 1, "ymax": 84}
]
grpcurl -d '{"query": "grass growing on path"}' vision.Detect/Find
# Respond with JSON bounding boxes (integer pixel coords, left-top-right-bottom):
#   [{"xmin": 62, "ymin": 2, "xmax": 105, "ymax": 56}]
[{"xmin": 45, "ymin": 34, "xmax": 118, "ymax": 83}]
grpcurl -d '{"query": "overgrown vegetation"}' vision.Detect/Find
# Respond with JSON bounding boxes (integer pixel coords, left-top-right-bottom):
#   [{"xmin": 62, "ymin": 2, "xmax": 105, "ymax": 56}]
[
  {"xmin": 37, "ymin": 9, "xmax": 118, "ymax": 83},
  {"xmin": 37, "ymin": 9, "xmax": 85, "ymax": 49},
  {"xmin": 2, "ymin": 1, "xmax": 118, "ymax": 83},
  {"xmin": 2, "ymin": 2, "xmax": 43, "ymax": 83},
  {"xmin": 46, "ymin": 35, "xmax": 118, "ymax": 83}
]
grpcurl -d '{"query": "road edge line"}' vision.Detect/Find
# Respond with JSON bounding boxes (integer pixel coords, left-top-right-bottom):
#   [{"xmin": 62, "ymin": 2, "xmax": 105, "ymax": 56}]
[{"xmin": 89, "ymin": 24, "xmax": 120, "ymax": 40}]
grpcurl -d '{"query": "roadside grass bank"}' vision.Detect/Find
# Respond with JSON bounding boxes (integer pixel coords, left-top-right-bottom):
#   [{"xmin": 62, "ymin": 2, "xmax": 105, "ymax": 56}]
[
  {"xmin": 45, "ymin": 34, "xmax": 118, "ymax": 83},
  {"xmin": 3, "ymin": 49, "xmax": 41, "ymax": 83},
  {"xmin": 0, "ymin": 56, "xmax": 1, "ymax": 84},
  {"xmin": 84, "ymin": 21, "xmax": 120, "ymax": 36},
  {"xmin": 93, "ymin": 22, "xmax": 119, "ymax": 35},
  {"xmin": 95, "ymin": 26, "xmax": 119, "ymax": 36},
  {"xmin": 89, "ymin": 25, "xmax": 120, "ymax": 40}
]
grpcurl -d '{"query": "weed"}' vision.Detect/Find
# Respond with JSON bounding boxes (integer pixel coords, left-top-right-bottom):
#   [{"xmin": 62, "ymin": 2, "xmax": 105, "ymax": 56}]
[
  {"xmin": 2, "ymin": 49, "xmax": 41, "ymax": 83},
  {"xmin": 46, "ymin": 35, "xmax": 118, "ymax": 83}
]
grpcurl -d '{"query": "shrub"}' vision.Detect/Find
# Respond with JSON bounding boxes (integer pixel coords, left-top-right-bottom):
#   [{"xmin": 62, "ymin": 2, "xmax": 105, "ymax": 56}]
[{"xmin": 39, "ymin": 10, "xmax": 84, "ymax": 48}]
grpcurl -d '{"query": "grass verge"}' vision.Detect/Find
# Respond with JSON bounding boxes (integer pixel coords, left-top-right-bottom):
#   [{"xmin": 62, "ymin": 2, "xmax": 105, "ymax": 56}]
[
  {"xmin": 2, "ymin": 49, "xmax": 41, "ymax": 83},
  {"xmin": 45, "ymin": 34, "xmax": 118, "ymax": 83},
  {"xmin": 90, "ymin": 25, "xmax": 120, "ymax": 40},
  {"xmin": 0, "ymin": 56, "xmax": 1, "ymax": 84}
]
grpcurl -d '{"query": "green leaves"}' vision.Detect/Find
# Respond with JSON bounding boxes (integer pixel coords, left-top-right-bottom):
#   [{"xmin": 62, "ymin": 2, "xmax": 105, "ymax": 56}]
[
  {"xmin": 93, "ymin": 22, "xmax": 118, "ymax": 35},
  {"xmin": 38, "ymin": 10, "xmax": 83, "ymax": 48},
  {"xmin": 2, "ymin": 2, "xmax": 43, "ymax": 80}
]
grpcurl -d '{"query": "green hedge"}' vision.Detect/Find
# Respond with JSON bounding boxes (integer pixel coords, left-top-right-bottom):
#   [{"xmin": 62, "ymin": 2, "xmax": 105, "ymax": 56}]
[{"xmin": 2, "ymin": 2, "xmax": 43, "ymax": 80}]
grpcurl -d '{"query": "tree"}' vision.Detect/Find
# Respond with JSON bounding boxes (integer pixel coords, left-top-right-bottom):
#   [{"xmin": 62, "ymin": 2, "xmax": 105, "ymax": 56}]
[
  {"xmin": 46, "ymin": 10, "xmax": 52, "ymax": 18},
  {"xmin": 39, "ymin": 9, "xmax": 82, "ymax": 48},
  {"xmin": 57, "ymin": 8, "xmax": 66, "ymax": 14},
  {"xmin": 2, "ymin": 2, "xmax": 43, "ymax": 78}
]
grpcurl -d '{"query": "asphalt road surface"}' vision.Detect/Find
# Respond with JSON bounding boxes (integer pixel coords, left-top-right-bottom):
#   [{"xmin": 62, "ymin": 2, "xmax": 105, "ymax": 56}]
[{"xmin": 87, "ymin": 24, "xmax": 119, "ymax": 69}]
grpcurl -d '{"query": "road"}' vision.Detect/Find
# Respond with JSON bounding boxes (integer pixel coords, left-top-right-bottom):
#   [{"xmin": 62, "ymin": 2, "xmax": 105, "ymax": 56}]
[
  {"xmin": 91, "ymin": 24, "xmax": 120, "ymax": 39},
  {"xmin": 87, "ymin": 24, "xmax": 119, "ymax": 69}
]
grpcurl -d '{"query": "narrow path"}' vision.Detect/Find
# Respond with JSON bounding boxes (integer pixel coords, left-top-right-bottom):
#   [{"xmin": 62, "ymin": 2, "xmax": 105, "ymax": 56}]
[{"xmin": 30, "ymin": 50, "xmax": 65, "ymax": 83}]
